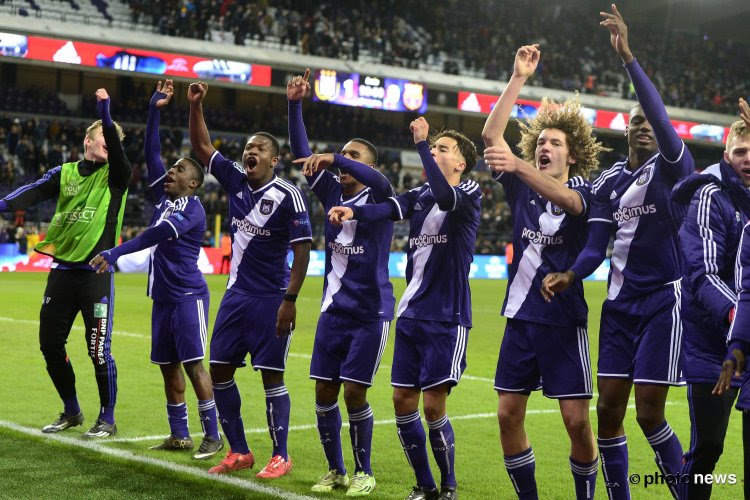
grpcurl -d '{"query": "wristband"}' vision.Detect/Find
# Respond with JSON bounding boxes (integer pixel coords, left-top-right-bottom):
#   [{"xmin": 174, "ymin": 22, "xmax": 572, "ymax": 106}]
[{"xmin": 283, "ymin": 293, "xmax": 297, "ymax": 303}]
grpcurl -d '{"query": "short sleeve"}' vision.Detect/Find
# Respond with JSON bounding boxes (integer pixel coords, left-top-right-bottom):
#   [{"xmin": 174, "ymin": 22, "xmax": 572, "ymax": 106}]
[
  {"xmin": 285, "ymin": 189, "xmax": 313, "ymax": 244},
  {"xmin": 207, "ymin": 150, "xmax": 247, "ymax": 194},
  {"xmin": 566, "ymin": 176, "xmax": 593, "ymax": 218}
]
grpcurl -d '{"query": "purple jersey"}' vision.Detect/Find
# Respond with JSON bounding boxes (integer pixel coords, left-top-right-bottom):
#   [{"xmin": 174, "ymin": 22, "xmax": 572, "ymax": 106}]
[
  {"xmin": 389, "ymin": 180, "xmax": 481, "ymax": 327},
  {"xmin": 208, "ymin": 150, "xmax": 312, "ymax": 297},
  {"xmin": 147, "ymin": 194, "xmax": 209, "ymax": 302},
  {"xmin": 308, "ymin": 169, "xmax": 395, "ymax": 321},
  {"xmin": 497, "ymin": 172, "xmax": 591, "ymax": 327},
  {"xmin": 590, "ymin": 147, "xmax": 692, "ymax": 301}
]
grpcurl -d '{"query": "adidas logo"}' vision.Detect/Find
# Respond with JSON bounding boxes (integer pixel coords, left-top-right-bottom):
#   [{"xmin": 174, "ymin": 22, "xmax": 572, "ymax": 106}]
[
  {"xmin": 530, "ymin": 199, "xmax": 536, "ymax": 205},
  {"xmin": 610, "ymin": 191, "xmax": 617, "ymax": 200},
  {"xmin": 414, "ymin": 202, "xmax": 423, "ymax": 211},
  {"xmin": 236, "ymin": 192, "xmax": 243, "ymax": 199}
]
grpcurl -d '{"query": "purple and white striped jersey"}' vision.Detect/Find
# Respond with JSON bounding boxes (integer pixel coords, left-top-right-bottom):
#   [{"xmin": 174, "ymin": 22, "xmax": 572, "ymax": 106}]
[
  {"xmin": 590, "ymin": 146, "xmax": 693, "ymax": 301},
  {"xmin": 308, "ymin": 169, "xmax": 395, "ymax": 321},
  {"xmin": 146, "ymin": 194, "xmax": 209, "ymax": 302},
  {"xmin": 497, "ymin": 172, "xmax": 592, "ymax": 327},
  {"xmin": 388, "ymin": 180, "xmax": 481, "ymax": 327},
  {"xmin": 208, "ymin": 150, "xmax": 312, "ymax": 297}
]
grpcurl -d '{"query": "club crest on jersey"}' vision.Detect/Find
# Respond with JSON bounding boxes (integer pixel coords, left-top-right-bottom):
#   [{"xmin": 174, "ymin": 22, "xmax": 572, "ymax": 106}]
[
  {"xmin": 636, "ymin": 166, "xmax": 653, "ymax": 186},
  {"xmin": 550, "ymin": 204, "xmax": 564, "ymax": 216},
  {"xmin": 260, "ymin": 199, "xmax": 275, "ymax": 215}
]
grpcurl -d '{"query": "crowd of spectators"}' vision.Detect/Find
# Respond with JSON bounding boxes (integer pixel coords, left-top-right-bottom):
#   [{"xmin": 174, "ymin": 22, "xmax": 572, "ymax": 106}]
[{"xmin": 123, "ymin": 0, "xmax": 748, "ymax": 115}]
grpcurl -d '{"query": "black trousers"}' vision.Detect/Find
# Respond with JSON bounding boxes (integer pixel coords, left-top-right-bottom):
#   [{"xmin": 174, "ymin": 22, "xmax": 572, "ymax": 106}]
[
  {"xmin": 39, "ymin": 268, "xmax": 117, "ymax": 410},
  {"xmin": 678, "ymin": 382, "xmax": 737, "ymax": 499}
]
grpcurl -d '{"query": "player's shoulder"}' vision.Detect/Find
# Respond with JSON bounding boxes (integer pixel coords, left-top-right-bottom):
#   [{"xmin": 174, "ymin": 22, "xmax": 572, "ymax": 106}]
[
  {"xmin": 592, "ymin": 160, "xmax": 626, "ymax": 194},
  {"xmin": 457, "ymin": 179, "xmax": 482, "ymax": 199},
  {"xmin": 272, "ymin": 177, "xmax": 307, "ymax": 212},
  {"xmin": 566, "ymin": 175, "xmax": 592, "ymax": 190}
]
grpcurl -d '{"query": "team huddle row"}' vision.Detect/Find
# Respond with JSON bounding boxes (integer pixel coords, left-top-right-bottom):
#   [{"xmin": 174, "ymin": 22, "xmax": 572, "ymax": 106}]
[{"xmin": 2, "ymin": 5, "xmax": 750, "ymax": 500}]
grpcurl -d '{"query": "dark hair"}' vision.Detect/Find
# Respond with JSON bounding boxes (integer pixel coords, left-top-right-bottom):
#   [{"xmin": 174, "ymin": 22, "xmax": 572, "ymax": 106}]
[
  {"xmin": 181, "ymin": 157, "xmax": 205, "ymax": 188},
  {"xmin": 350, "ymin": 138, "xmax": 378, "ymax": 165},
  {"xmin": 250, "ymin": 131, "xmax": 280, "ymax": 157},
  {"xmin": 432, "ymin": 130, "xmax": 478, "ymax": 176}
]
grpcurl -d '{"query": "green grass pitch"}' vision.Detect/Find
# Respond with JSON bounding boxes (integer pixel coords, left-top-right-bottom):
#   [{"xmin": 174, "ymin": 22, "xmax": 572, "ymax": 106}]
[{"xmin": 0, "ymin": 273, "xmax": 742, "ymax": 498}]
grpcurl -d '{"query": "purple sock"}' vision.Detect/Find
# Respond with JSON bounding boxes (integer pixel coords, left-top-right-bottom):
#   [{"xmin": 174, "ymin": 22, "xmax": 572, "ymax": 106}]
[
  {"xmin": 265, "ymin": 384, "xmax": 290, "ymax": 460},
  {"xmin": 213, "ymin": 379, "xmax": 249, "ymax": 455},
  {"xmin": 645, "ymin": 421, "xmax": 682, "ymax": 497},
  {"xmin": 504, "ymin": 447, "xmax": 538, "ymax": 499},
  {"xmin": 348, "ymin": 404, "xmax": 374, "ymax": 475},
  {"xmin": 316, "ymin": 401, "xmax": 346, "ymax": 474},
  {"xmin": 197, "ymin": 399, "xmax": 220, "ymax": 440},
  {"xmin": 98, "ymin": 406, "xmax": 115, "ymax": 425},
  {"xmin": 166, "ymin": 402, "xmax": 189, "ymax": 438},
  {"xmin": 598, "ymin": 435, "xmax": 630, "ymax": 500},
  {"xmin": 427, "ymin": 414, "xmax": 456, "ymax": 488},
  {"xmin": 395, "ymin": 411, "xmax": 436, "ymax": 490},
  {"xmin": 570, "ymin": 456, "xmax": 598, "ymax": 499},
  {"xmin": 63, "ymin": 395, "xmax": 80, "ymax": 416}
]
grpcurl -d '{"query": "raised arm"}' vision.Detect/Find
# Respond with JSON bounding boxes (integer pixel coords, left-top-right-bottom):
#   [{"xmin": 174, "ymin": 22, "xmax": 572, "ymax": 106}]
[
  {"xmin": 410, "ymin": 117, "xmax": 455, "ymax": 211},
  {"xmin": 96, "ymin": 89, "xmax": 132, "ymax": 190},
  {"xmin": 287, "ymin": 68, "xmax": 314, "ymax": 158},
  {"xmin": 600, "ymin": 4, "xmax": 683, "ymax": 162},
  {"xmin": 481, "ymin": 44, "xmax": 540, "ymax": 147},
  {"xmin": 484, "ymin": 146, "xmax": 585, "ymax": 215},
  {"xmin": 145, "ymin": 80, "xmax": 174, "ymax": 196},
  {"xmin": 187, "ymin": 82, "xmax": 215, "ymax": 166}
]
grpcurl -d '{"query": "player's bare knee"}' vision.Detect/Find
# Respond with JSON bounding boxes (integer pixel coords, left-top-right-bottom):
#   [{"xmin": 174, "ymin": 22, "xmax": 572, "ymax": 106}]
[
  {"xmin": 315, "ymin": 381, "xmax": 340, "ymax": 403},
  {"xmin": 343, "ymin": 383, "xmax": 367, "ymax": 410},
  {"xmin": 261, "ymin": 369, "xmax": 284, "ymax": 388},
  {"xmin": 635, "ymin": 405, "xmax": 664, "ymax": 432},
  {"xmin": 209, "ymin": 364, "xmax": 234, "ymax": 384},
  {"xmin": 392, "ymin": 389, "xmax": 419, "ymax": 414}
]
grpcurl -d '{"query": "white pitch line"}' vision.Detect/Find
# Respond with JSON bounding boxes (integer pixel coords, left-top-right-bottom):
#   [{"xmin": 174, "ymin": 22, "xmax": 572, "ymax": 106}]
[
  {"xmin": 104, "ymin": 400, "xmax": 683, "ymax": 444},
  {"xmin": 0, "ymin": 420, "xmax": 317, "ymax": 500}
]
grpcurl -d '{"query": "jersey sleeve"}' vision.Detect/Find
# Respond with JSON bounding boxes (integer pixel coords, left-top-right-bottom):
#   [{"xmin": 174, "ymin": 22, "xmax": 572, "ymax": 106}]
[
  {"xmin": 567, "ymin": 176, "xmax": 593, "ymax": 218},
  {"xmin": 285, "ymin": 189, "xmax": 313, "ymax": 244},
  {"xmin": 453, "ymin": 180, "xmax": 482, "ymax": 218},
  {"xmin": 207, "ymin": 150, "xmax": 246, "ymax": 194},
  {"xmin": 163, "ymin": 198, "xmax": 205, "ymax": 239},
  {"xmin": 388, "ymin": 186, "xmax": 423, "ymax": 221},
  {"xmin": 588, "ymin": 175, "xmax": 615, "ymax": 224},
  {"xmin": 306, "ymin": 169, "xmax": 342, "ymax": 211}
]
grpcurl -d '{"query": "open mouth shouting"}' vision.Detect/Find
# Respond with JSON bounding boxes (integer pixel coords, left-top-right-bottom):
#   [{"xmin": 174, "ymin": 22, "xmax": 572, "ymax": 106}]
[
  {"xmin": 245, "ymin": 156, "xmax": 258, "ymax": 176},
  {"xmin": 538, "ymin": 154, "xmax": 551, "ymax": 169}
]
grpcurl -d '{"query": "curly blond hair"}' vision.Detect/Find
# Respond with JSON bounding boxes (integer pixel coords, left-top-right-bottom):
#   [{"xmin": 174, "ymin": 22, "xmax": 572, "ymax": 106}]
[{"xmin": 518, "ymin": 96, "xmax": 610, "ymax": 180}]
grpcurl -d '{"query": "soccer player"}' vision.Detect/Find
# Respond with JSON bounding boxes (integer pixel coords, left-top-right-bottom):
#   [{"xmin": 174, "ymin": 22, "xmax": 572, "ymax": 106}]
[
  {"xmin": 482, "ymin": 44, "xmax": 607, "ymax": 500},
  {"xmin": 0, "ymin": 88, "xmax": 129, "ymax": 438},
  {"xmin": 542, "ymin": 5, "xmax": 694, "ymax": 498},
  {"xmin": 286, "ymin": 70, "xmax": 395, "ymax": 496},
  {"xmin": 187, "ymin": 81, "xmax": 312, "ymax": 477},
  {"xmin": 671, "ymin": 107, "xmax": 750, "ymax": 498},
  {"xmin": 329, "ymin": 117, "xmax": 480, "ymax": 500},
  {"xmin": 89, "ymin": 80, "xmax": 223, "ymax": 459}
]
